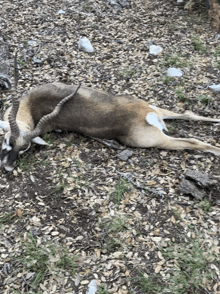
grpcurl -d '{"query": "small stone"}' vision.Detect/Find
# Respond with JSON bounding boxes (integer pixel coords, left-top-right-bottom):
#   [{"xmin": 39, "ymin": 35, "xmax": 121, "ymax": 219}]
[
  {"xmin": 86, "ymin": 280, "xmax": 98, "ymax": 294},
  {"xmin": 208, "ymin": 84, "xmax": 220, "ymax": 94},
  {"xmin": 51, "ymin": 231, "xmax": 59, "ymax": 236},
  {"xmin": 3, "ymin": 263, "xmax": 11, "ymax": 275},
  {"xmin": 149, "ymin": 45, "xmax": 163, "ymax": 56},
  {"xmin": 57, "ymin": 9, "xmax": 65, "ymax": 14},
  {"xmin": 78, "ymin": 37, "xmax": 94, "ymax": 53},
  {"xmin": 166, "ymin": 67, "xmax": 183, "ymax": 77},
  {"xmin": 32, "ymin": 56, "xmax": 42, "ymax": 64},
  {"xmin": 27, "ymin": 40, "xmax": 38, "ymax": 46},
  {"xmin": 117, "ymin": 149, "xmax": 133, "ymax": 161},
  {"xmin": 166, "ymin": 68, "xmax": 182, "ymax": 77}
]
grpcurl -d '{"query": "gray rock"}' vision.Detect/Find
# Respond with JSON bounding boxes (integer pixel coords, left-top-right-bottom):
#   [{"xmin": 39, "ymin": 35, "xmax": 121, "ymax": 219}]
[
  {"xmin": 149, "ymin": 45, "xmax": 163, "ymax": 56},
  {"xmin": 78, "ymin": 37, "xmax": 94, "ymax": 53},
  {"xmin": 208, "ymin": 84, "xmax": 220, "ymax": 94},
  {"xmin": 57, "ymin": 9, "xmax": 65, "ymax": 14},
  {"xmin": 166, "ymin": 67, "xmax": 183, "ymax": 77},
  {"xmin": 179, "ymin": 178, "xmax": 205, "ymax": 200},
  {"xmin": 117, "ymin": 149, "xmax": 133, "ymax": 161},
  {"xmin": 185, "ymin": 170, "xmax": 217, "ymax": 188}
]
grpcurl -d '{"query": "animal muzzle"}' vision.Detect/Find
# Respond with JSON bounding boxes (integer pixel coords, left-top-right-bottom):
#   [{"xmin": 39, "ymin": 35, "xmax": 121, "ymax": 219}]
[{"xmin": 0, "ymin": 150, "xmax": 18, "ymax": 172}]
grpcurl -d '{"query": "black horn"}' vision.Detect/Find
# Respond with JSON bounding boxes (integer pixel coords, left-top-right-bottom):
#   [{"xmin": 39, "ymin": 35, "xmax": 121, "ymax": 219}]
[{"xmin": 8, "ymin": 51, "xmax": 20, "ymax": 141}]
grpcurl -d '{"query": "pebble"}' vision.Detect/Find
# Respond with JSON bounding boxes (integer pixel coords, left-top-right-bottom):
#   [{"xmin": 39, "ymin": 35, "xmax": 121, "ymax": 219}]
[
  {"xmin": 208, "ymin": 84, "xmax": 220, "ymax": 94},
  {"xmin": 149, "ymin": 45, "xmax": 163, "ymax": 56},
  {"xmin": 57, "ymin": 9, "xmax": 65, "ymax": 14},
  {"xmin": 117, "ymin": 149, "xmax": 133, "ymax": 161},
  {"xmin": 78, "ymin": 37, "xmax": 94, "ymax": 53},
  {"xmin": 86, "ymin": 280, "xmax": 98, "ymax": 294},
  {"xmin": 166, "ymin": 67, "xmax": 183, "ymax": 77}
]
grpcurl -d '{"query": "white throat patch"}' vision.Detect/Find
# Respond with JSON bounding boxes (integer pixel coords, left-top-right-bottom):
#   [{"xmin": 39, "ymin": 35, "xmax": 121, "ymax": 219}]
[{"xmin": 2, "ymin": 133, "xmax": 12, "ymax": 151}]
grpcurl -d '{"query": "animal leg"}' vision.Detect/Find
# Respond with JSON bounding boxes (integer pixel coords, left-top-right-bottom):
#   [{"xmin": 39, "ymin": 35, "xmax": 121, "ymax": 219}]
[
  {"xmin": 126, "ymin": 125, "xmax": 220, "ymax": 155},
  {"xmin": 151, "ymin": 106, "xmax": 220, "ymax": 122}
]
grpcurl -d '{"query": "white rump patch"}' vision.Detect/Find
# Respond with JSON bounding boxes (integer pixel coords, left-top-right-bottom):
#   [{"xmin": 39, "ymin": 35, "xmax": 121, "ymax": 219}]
[
  {"xmin": 149, "ymin": 105, "xmax": 158, "ymax": 111},
  {"xmin": 146, "ymin": 112, "xmax": 164, "ymax": 131}
]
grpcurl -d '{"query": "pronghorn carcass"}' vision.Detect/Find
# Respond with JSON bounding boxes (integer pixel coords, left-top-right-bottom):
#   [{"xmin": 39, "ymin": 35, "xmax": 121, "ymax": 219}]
[{"xmin": 0, "ymin": 81, "xmax": 220, "ymax": 171}]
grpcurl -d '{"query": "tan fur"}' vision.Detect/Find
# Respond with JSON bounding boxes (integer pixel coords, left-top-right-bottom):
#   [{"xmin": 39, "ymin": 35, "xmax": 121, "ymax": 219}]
[{"xmin": 3, "ymin": 82, "xmax": 220, "ymax": 155}]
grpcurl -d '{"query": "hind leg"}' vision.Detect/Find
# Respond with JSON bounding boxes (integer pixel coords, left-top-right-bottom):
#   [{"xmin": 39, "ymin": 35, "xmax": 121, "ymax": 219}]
[
  {"xmin": 150, "ymin": 106, "xmax": 220, "ymax": 122},
  {"xmin": 122, "ymin": 125, "xmax": 220, "ymax": 155}
]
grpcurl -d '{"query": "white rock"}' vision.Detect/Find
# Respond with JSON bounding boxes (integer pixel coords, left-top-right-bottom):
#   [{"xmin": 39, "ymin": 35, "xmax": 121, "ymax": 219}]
[
  {"xmin": 57, "ymin": 9, "xmax": 65, "ymax": 14},
  {"xmin": 78, "ymin": 37, "xmax": 94, "ymax": 53},
  {"xmin": 149, "ymin": 45, "xmax": 163, "ymax": 56},
  {"xmin": 86, "ymin": 280, "xmax": 98, "ymax": 294},
  {"xmin": 27, "ymin": 40, "xmax": 38, "ymax": 46},
  {"xmin": 109, "ymin": 0, "xmax": 117, "ymax": 4},
  {"xmin": 166, "ymin": 67, "xmax": 183, "ymax": 77},
  {"xmin": 208, "ymin": 84, "xmax": 220, "ymax": 94}
]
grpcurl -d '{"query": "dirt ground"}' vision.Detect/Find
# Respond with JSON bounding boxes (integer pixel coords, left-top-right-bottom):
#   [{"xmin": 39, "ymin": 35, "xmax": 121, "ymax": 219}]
[{"xmin": 0, "ymin": 0, "xmax": 220, "ymax": 293}]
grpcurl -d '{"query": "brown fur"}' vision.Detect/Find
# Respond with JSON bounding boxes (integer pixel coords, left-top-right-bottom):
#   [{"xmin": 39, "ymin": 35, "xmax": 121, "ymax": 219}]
[
  {"xmin": 3, "ymin": 82, "xmax": 220, "ymax": 154},
  {"xmin": 9, "ymin": 83, "xmax": 149, "ymax": 140}
]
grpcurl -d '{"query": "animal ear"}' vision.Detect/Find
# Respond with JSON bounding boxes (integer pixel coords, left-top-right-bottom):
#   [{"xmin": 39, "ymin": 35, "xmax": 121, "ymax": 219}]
[
  {"xmin": 31, "ymin": 136, "xmax": 49, "ymax": 146},
  {"xmin": 0, "ymin": 121, "xmax": 9, "ymax": 132}
]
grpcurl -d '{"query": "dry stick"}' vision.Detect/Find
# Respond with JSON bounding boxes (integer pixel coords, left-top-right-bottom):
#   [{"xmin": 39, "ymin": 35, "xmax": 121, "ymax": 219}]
[
  {"xmin": 117, "ymin": 171, "xmax": 163, "ymax": 197},
  {"xmin": 92, "ymin": 138, "xmax": 124, "ymax": 149}
]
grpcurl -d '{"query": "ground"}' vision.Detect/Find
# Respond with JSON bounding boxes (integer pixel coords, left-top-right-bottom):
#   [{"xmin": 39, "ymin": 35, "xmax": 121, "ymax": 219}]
[{"xmin": 0, "ymin": 0, "xmax": 220, "ymax": 293}]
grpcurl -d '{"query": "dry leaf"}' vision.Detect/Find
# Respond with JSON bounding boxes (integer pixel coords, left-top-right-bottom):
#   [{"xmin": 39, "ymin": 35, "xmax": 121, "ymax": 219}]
[{"xmin": 155, "ymin": 264, "xmax": 161, "ymax": 273}]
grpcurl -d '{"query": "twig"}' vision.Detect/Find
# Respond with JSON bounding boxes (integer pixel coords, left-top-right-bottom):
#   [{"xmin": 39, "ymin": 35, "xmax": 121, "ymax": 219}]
[{"xmin": 116, "ymin": 171, "xmax": 162, "ymax": 196}]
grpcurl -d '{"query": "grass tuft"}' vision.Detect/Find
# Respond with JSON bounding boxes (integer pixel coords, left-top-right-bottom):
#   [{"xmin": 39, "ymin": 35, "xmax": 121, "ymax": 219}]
[
  {"xmin": 138, "ymin": 234, "xmax": 217, "ymax": 294},
  {"xmin": 111, "ymin": 178, "xmax": 131, "ymax": 203},
  {"xmin": 16, "ymin": 233, "xmax": 76, "ymax": 289},
  {"xmin": 190, "ymin": 35, "xmax": 206, "ymax": 54}
]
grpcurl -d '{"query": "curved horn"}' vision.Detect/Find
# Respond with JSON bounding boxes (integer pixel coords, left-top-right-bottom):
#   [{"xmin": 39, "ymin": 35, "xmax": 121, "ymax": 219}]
[
  {"xmin": 8, "ymin": 51, "xmax": 20, "ymax": 141},
  {"xmin": 26, "ymin": 83, "xmax": 81, "ymax": 140}
]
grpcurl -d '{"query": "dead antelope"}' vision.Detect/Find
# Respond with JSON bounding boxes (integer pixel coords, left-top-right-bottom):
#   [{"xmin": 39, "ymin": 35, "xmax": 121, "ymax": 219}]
[{"xmin": 0, "ymin": 72, "xmax": 220, "ymax": 172}]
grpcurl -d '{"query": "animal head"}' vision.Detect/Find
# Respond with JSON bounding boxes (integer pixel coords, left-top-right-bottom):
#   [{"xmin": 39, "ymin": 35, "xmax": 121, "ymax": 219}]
[
  {"xmin": 0, "ymin": 98, "xmax": 49, "ymax": 171},
  {"xmin": 0, "ymin": 126, "xmax": 48, "ymax": 172},
  {"xmin": 0, "ymin": 65, "xmax": 81, "ymax": 171}
]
